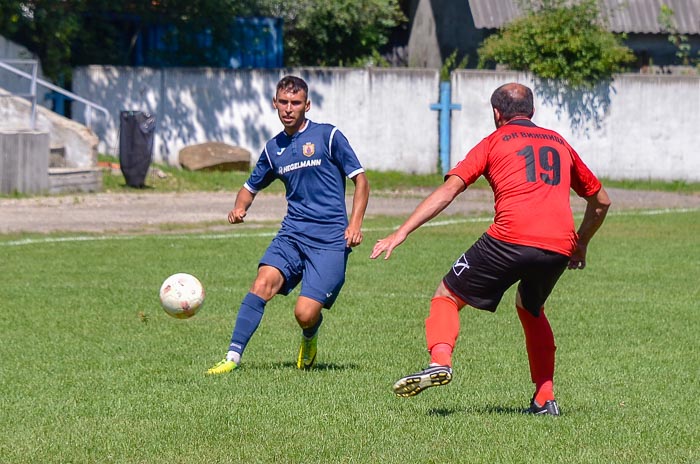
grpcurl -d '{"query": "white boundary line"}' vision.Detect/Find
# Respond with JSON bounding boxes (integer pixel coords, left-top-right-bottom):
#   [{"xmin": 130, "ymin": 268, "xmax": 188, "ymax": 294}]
[{"xmin": 1, "ymin": 207, "xmax": 698, "ymax": 248}]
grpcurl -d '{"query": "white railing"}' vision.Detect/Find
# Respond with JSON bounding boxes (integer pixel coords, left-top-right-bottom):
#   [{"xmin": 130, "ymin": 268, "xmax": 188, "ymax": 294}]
[{"xmin": 0, "ymin": 59, "xmax": 109, "ymax": 130}]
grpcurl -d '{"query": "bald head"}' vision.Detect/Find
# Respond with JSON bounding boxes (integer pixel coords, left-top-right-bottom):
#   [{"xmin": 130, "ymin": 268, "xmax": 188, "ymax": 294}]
[{"xmin": 490, "ymin": 83, "xmax": 534, "ymax": 122}]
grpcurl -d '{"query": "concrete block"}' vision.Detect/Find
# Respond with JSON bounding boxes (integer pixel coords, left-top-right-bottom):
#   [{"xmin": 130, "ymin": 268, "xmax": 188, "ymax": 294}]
[
  {"xmin": 48, "ymin": 167, "xmax": 102, "ymax": 194},
  {"xmin": 0, "ymin": 130, "xmax": 50, "ymax": 194}
]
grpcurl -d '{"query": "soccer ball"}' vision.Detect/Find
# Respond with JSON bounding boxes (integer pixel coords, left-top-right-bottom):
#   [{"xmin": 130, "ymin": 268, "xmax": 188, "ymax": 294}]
[{"xmin": 159, "ymin": 273, "xmax": 205, "ymax": 319}]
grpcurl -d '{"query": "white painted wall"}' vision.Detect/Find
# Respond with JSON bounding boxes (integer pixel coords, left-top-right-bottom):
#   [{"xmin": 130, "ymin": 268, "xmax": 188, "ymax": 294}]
[
  {"xmin": 451, "ymin": 71, "xmax": 700, "ymax": 182},
  {"xmin": 73, "ymin": 66, "xmax": 441, "ymax": 174},
  {"xmin": 71, "ymin": 66, "xmax": 700, "ymax": 180},
  {"xmin": 450, "ymin": 70, "xmax": 700, "ymax": 181}
]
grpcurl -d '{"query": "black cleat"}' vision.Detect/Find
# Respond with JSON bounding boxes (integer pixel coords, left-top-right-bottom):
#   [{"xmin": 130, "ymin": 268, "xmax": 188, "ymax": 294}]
[
  {"xmin": 524, "ymin": 398, "xmax": 560, "ymax": 416},
  {"xmin": 392, "ymin": 365, "xmax": 452, "ymax": 397}
]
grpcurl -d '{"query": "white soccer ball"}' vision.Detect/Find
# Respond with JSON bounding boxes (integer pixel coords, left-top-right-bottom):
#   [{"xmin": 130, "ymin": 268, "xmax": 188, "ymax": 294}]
[{"xmin": 159, "ymin": 273, "xmax": 205, "ymax": 319}]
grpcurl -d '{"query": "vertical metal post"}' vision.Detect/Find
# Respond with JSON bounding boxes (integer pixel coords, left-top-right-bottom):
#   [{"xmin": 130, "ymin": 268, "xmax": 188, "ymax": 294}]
[
  {"xmin": 430, "ymin": 81, "xmax": 461, "ymax": 176},
  {"xmin": 29, "ymin": 61, "xmax": 38, "ymax": 130}
]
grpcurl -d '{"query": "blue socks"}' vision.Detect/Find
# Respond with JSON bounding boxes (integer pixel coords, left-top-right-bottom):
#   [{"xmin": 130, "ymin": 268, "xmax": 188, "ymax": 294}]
[{"xmin": 228, "ymin": 292, "xmax": 266, "ymax": 359}]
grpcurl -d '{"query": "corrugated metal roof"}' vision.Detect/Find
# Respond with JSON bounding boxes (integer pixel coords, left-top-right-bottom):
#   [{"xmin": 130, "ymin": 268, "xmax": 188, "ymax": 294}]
[{"xmin": 468, "ymin": 0, "xmax": 700, "ymax": 35}]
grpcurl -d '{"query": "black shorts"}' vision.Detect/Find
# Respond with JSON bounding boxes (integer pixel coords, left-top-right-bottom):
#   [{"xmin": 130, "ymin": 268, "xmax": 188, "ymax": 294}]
[{"xmin": 443, "ymin": 233, "xmax": 569, "ymax": 317}]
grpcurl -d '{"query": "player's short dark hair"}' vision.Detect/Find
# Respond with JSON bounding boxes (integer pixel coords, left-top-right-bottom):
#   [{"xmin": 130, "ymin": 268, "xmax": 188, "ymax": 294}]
[
  {"xmin": 277, "ymin": 75, "xmax": 308, "ymax": 99},
  {"xmin": 490, "ymin": 83, "xmax": 534, "ymax": 120}
]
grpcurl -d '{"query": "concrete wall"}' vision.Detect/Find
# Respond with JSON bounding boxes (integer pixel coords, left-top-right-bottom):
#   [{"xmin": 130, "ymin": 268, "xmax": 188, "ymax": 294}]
[
  {"xmin": 0, "ymin": 88, "xmax": 99, "ymax": 168},
  {"xmin": 72, "ymin": 65, "xmax": 699, "ymax": 181},
  {"xmin": 73, "ymin": 66, "xmax": 441, "ymax": 174},
  {"xmin": 0, "ymin": 130, "xmax": 49, "ymax": 194},
  {"xmin": 450, "ymin": 70, "xmax": 700, "ymax": 181}
]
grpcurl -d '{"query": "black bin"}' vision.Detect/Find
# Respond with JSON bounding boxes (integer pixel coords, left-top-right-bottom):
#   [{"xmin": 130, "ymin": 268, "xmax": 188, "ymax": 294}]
[{"xmin": 119, "ymin": 111, "xmax": 156, "ymax": 188}]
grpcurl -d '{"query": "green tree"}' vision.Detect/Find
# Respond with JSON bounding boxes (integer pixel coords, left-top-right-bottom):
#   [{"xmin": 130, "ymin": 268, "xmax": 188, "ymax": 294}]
[
  {"xmin": 0, "ymin": 0, "xmax": 404, "ymax": 82},
  {"xmin": 477, "ymin": 0, "xmax": 634, "ymax": 87},
  {"xmin": 255, "ymin": 0, "xmax": 404, "ymax": 66},
  {"xmin": 0, "ymin": 0, "xmax": 82, "ymax": 80},
  {"xmin": 73, "ymin": 1, "xmax": 246, "ymax": 68}
]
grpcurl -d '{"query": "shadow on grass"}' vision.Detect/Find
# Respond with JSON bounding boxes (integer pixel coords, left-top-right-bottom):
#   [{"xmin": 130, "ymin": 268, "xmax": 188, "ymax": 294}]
[
  {"xmin": 110, "ymin": 183, "xmax": 156, "ymax": 190},
  {"xmin": 427, "ymin": 404, "xmax": 526, "ymax": 417},
  {"xmin": 250, "ymin": 361, "xmax": 361, "ymax": 371}
]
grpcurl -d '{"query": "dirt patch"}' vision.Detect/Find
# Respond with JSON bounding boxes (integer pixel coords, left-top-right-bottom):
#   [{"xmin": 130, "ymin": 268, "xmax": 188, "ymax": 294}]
[{"xmin": 0, "ymin": 188, "xmax": 698, "ymax": 235}]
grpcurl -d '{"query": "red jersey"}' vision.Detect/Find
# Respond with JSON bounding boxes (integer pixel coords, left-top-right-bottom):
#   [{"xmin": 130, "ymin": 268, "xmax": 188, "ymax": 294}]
[{"xmin": 448, "ymin": 119, "xmax": 601, "ymax": 256}]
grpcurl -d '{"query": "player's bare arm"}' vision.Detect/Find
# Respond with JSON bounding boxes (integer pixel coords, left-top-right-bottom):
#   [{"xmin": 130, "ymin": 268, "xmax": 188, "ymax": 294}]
[
  {"xmin": 228, "ymin": 187, "xmax": 257, "ymax": 224},
  {"xmin": 370, "ymin": 175, "xmax": 466, "ymax": 260},
  {"xmin": 569, "ymin": 186, "xmax": 611, "ymax": 269},
  {"xmin": 345, "ymin": 172, "xmax": 370, "ymax": 247}
]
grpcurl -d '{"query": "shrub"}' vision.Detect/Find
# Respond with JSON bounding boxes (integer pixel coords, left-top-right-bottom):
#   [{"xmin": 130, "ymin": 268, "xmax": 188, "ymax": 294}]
[{"xmin": 477, "ymin": 0, "xmax": 634, "ymax": 87}]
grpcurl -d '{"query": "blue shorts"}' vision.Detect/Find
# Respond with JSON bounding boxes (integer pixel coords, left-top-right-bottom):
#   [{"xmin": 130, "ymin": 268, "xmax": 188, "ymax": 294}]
[{"xmin": 260, "ymin": 234, "xmax": 350, "ymax": 309}]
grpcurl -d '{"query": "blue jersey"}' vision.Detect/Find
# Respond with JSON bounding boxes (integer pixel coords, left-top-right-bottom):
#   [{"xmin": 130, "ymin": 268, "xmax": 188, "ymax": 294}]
[{"xmin": 244, "ymin": 120, "xmax": 365, "ymax": 251}]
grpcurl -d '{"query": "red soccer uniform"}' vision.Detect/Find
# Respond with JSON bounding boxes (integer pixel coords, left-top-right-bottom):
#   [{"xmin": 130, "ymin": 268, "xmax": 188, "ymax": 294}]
[{"xmin": 448, "ymin": 119, "xmax": 602, "ymax": 256}]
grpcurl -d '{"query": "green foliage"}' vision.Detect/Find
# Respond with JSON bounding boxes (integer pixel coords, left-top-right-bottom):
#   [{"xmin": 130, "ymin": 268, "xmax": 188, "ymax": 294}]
[
  {"xmin": 658, "ymin": 4, "xmax": 693, "ymax": 66},
  {"xmin": 0, "ymin": 0, "xmax": 404, "ymax": 80},
  {"xmin": 0, "ymin": 1, "xmax": 247, "ymax": 79},
  {"xmin": 477, "ymin": 0, "xmax": 634, "ymax": 87},
  {"xmin": 440, "ymin": 50, "xmax": 469, "ymax": 81},
  {"xmin": 74, "ymin": 1, "xmax": 247, "ymax": 68},
  {"xmin": 1, "ymin": 211, "xmax": 699, "ymax": 462},
  {"xmin": 0, "ymin": 0, "xmax": 82, "ymax": 80},
  {"xmin": 256, "ymin": 0, "xmax": 405, "ymax": 67}
]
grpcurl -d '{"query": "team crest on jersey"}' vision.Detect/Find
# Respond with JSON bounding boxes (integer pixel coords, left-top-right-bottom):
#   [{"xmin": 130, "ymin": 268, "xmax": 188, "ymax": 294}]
[{"xmin": 302, "ymin": 142, "xmax": 315, "ymax": 157}]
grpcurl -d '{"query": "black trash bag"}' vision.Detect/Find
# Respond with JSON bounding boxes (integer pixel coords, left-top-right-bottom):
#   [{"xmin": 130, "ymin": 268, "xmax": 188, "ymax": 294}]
[{"xmin": 119, "ymin": 111, "xmax": 156, "ymax": 188}]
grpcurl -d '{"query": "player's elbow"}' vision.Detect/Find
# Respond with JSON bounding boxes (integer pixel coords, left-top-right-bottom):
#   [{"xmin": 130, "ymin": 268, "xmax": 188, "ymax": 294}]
[{"xmin": 593, "ymin": 186, "xmax": 612, "ymax": 211}]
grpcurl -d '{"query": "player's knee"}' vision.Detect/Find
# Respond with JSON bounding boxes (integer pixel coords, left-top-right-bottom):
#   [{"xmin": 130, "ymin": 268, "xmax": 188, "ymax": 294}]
[
  {"xmin": 294, "ymin": 299, "xmax": 322, "ymax": 328},
  {"xmin": 250, "ymin": 278, "xmax": 279, "ymax": 300},
  {"xmin": 295, "ymin": 313, "xmax": 313, "ymax": 328},
  {"xmin": 294, "ymin": 309, "xmax": 316, "ymax": 328},
  {"xmin": 433, "ymin": 282, "xmax": 466, "ymax": 308}
]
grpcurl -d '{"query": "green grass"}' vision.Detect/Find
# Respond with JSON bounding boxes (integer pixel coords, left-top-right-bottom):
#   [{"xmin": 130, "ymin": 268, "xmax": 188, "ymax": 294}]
[
  {"xmin": 1, "ymin": 154, "xmax": 698, "ymax": 199},
  {"xmin": 600, "ymin": 178, "xmax": 700, "ymax": 193},
  {"xmin": 98, "ymin": 153, "xmax": 700, "ymax": 194},
  {"xmin": 1, "ymin": 209, "xmax": 698, "ymax": 463},
  {"xmin": 100, "ymin": 153, "xmax": 450, "ymax": 194}
]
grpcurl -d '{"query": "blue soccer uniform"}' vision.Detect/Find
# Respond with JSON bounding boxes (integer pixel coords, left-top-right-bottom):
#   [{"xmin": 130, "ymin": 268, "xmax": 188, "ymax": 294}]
[
  {"xmin": 244, "ymin": 120, "xmax": 365, "ymax": 306},
  {"xmin": 207, "ymin": 75, "xmax": 370, "ymax": 375}
]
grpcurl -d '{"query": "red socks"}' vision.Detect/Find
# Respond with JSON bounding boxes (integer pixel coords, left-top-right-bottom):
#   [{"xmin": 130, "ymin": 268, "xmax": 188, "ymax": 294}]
[
  {"xmin": 517, "ymin": 305, "xmax": 556, "ymax": 404},
  {"xmin": 425, "ymin": 296, "xmax": 460, "ymax": 367},
  {"xmin": 423, "ymin": 295, "xmax": 557, "ymax": 404}
]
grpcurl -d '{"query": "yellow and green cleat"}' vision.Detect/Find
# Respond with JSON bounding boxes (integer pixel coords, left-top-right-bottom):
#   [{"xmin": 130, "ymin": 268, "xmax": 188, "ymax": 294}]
[
  {"xmin": 296, "ymin": 333, "xmax": 318, "ymax": 370},
  {"xmin": 206, "ymin": 359, "xmax": 238, "ymax": 375}
]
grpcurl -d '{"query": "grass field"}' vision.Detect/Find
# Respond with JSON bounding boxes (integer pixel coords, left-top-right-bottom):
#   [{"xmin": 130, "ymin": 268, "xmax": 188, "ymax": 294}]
[
  {"xmin": 1, "ymin": 207, "xmax": 699, "ymax": 463},
  {"xmin": 95, "ymin": 153, "xmax": 700, "ymax": 195}
]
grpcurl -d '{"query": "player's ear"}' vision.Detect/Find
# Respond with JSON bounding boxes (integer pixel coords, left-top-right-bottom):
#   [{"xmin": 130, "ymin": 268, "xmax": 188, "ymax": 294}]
[
  {"xmin": 305, "ymin": 99, "xmax": 311, "ymax": 112},
  {"xmin": 272, "ymin": 97, "xmax": 277, "ymax": 110}
]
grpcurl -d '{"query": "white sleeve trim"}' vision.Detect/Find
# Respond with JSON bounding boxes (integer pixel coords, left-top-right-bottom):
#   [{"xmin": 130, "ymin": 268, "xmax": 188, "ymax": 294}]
[
  {"xmin": 347, "ymin": 168, "xmax": 365, "ymax": 179},
  {"xmin": 263, "ymin": 146, "xmax": 273, "ymax": 169},
  {"xmin": 329, "ymin": 127, "xmax": 338, "ymax": 158},
  {"xmin": 243, "ymin": 182, "xmax": 259, "ymax": 194}
]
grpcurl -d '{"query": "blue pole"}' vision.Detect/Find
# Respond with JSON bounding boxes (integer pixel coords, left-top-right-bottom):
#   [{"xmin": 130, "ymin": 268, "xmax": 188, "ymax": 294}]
[{"xmin": 430, "ymin": 81, "xmax": 462, "ymax": 176}]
